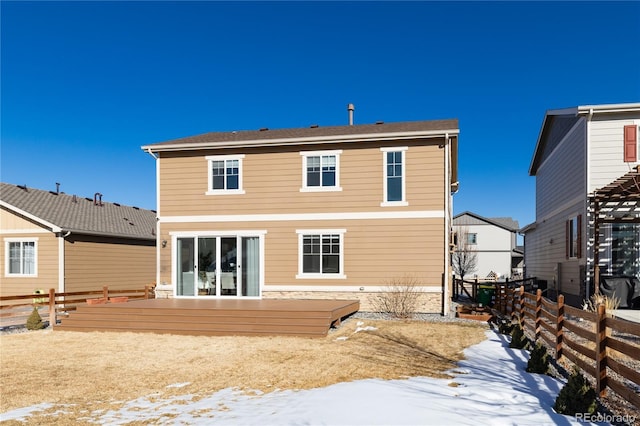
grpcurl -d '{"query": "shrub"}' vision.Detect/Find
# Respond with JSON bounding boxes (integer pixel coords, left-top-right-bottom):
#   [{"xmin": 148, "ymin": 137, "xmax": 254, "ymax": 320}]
[
  {"xmin": 509, "ymin": 324, "xmax": 528, "ymax": 349},
  {"xmin": 583, "ymin": 293, "xmax": 619, "ymax": 318},
  {"xmin": 26, "ymin": 307, "xmax": 45, "ymax": 330},
  {"xmin": 498, "ymin": 318, "xmax": 514, "ymax": 335},
  {"xmin": 371, "ymin": 275, "xmax": 422, "ymax": 319},
  {"xmin": 554, "ymin": 367, "xmax": 597, "ymax": 416},
  {"xmin": 526, "ymin": 342, "xmax": 550, "ymax": 374}
]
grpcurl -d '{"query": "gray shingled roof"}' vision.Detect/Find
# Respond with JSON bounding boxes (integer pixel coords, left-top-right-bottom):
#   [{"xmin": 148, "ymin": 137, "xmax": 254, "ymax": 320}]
[
  {"xmin": 143, "ymin": 119, "xmax": 459, "ymax": 150},
  {"xmin": 0, "ymin": 183, "xmax": 157, "ymax": 240},
  {"xmin": 490, "ymin": 217, "xmax": 520, "ymax": 231}
]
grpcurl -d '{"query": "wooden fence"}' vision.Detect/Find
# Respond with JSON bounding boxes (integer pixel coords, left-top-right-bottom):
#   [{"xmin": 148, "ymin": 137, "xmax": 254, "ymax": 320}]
[
  {"xmin": 495, "ymin": 285, "xmax": 640, "ymax": 411},
  {"xmin": 453, "ymin": 276, "xmax": 539, "ymax": 303},
  {"xmin": 0, "ymin": 285, "xmax": 154, "ymax": 329}
]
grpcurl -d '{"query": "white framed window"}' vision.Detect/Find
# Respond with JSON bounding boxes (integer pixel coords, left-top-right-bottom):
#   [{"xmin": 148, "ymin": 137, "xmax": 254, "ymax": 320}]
[
  {"xmin": 296, "ymin": 229, "xmax": 346, "ymax": 279},
  {"xmin": 300, "ymin": 150, "xmax": 342, "ymax": 192},
  {"xmin": 5, "ymin": 238, "xmax": 38, "ymax": 277},
  {"xmin": 206, "ymin": 155, "xmax": 246, "ymax": 195},
  {"xmin": 566, "ymin": 215, "xmax": 581, "ymax": 259},
  {"xmin": 381, "ymin": 147, "xmax": 408, "ymax": 206},
  {"xmin": 467, "ymin": 233, "xmax": 477, "ymax": 245}
]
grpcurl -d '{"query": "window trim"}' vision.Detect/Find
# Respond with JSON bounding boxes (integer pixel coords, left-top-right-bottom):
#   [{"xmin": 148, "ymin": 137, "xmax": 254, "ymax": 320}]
[
  {"xmin": 566, "ymin": 215, "xmax": 582, "ymax": 259},
  {"xmin": 205, "ymin": 154, "xmax": 246, "ymax": 195},
  {"xmin": 381, "ymin": 147, "xmax": 408, "ymax": 206},
  {"xmin": 296, "ymin": 229, "xmax": 346, "ymax": 279},
  {"xmin": 300, "ymin": 150, "xmax": 343, "ymax": 192},
  {"xmin": 4, "ymin": 237, "xmax": 38, "ymax": 277},
  {"xmin": 467, "ymin": 233, "xmax": 478, "ymax": 245}
]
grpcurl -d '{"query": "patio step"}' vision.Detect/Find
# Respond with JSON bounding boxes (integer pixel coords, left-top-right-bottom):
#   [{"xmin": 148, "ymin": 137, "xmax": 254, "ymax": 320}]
[{"xmin": 55, "ymin": 298, "xmax": 359, "ymax": 337}]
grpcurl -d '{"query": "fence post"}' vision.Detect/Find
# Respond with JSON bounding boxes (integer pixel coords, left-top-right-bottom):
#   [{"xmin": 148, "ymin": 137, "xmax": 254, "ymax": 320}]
[
  {"xmin": 473, "ymin": 277, "xmax": 478, "ymax": 302},
  {"xmin": 103, "ymin": 285, "xmax": 109, "ymax": 300},
  {"xmin": 535, "ymin": 289, "xmax": 542, "ymax": 341},
  {"xmin": 518, "ymin": 286, "xmax": 525, "ymax": 330},
  {"xmin": 556, "ymin": 295, "xmax": 564, "ymax": 360},
  {"xmin": 595, "ymin": 303, "xmax": 607, "ymax": 397},
  {"xmin": 48, "ymin": 288, "xmax": 56, "ymax": 328}
]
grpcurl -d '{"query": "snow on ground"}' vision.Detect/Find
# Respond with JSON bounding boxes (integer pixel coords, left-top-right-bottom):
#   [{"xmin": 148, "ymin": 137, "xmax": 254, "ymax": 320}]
[{"xmin": 2, "ymin": 329, "xmax": 609, "ymax": 425}]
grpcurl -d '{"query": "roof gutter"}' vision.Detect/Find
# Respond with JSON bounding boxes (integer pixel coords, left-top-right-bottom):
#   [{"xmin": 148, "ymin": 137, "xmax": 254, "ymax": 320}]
[
  {"xmin": 145, "ymin": 148, "xmax": 158, "ymax": 159},
  {"xmin": 142, "ymin": 129, "xmax": 460, "ymax": 153},
  {"xmin": 59, "ymin": 228, "xmax": 156, "ymax": 241}
]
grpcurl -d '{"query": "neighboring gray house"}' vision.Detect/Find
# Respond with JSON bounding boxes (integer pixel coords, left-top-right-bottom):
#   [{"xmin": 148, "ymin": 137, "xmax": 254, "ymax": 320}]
[
  {"xmin": 452, "ymin": 211, "xmax": 522, "ymax": 280},
  {"xmin": 522, "ymin": 103, "xmax": 640, "ymax": 307}
]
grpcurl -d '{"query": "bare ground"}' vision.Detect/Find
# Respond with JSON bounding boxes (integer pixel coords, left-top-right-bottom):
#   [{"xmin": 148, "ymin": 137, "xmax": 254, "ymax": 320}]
[{"xmin": 0, "ymin": 318, "xmax": 487, "ymax": 425}]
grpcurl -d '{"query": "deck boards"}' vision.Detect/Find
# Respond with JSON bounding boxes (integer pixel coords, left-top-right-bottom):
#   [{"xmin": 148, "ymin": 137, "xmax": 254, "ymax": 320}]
[{"xmin": 55, "ymin": 298, "xmax": 360, "ymax": 337}]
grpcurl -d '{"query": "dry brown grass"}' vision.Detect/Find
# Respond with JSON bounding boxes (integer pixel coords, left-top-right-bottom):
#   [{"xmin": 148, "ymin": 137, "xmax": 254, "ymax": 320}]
[{"xmin": 0, "ymin": 319, "xmax": 486, "ymax": 424}]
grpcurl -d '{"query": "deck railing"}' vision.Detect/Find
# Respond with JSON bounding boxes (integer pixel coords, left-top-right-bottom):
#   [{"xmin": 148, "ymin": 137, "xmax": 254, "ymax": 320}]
[
  {"xmin": 495, "ymin": 285, "xmax": 640, "ymax": 411},
  {"xmin": 0, "ymin": 285, "xmax": 154, "ymax": 329}
]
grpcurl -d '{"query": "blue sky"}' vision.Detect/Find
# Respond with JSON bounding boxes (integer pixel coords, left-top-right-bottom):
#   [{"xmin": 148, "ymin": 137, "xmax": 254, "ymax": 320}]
[{"xmin": 2, "ymin": 1, "xmax": 639, "ymax": 229}]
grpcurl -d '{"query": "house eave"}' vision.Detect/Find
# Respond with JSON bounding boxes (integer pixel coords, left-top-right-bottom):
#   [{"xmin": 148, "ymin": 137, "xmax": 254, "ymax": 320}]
[
  {"xmin": 0, "ymin": 200, "xmax": 62, "ymax": 233},
  {"xmin": 142, "ymin": 129, "xmax": 460, "ymax": 153}
]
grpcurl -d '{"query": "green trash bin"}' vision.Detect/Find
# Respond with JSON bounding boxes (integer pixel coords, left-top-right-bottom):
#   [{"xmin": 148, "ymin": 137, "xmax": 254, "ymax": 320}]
[{"xmin": 477, "ymin": 285, "xmax": 495, "ymax": 307}]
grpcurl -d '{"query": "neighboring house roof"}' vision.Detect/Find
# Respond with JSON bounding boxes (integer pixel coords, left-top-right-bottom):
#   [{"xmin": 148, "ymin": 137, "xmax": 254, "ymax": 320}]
[
  {"xmin": 141, "ymin": 119, "xmax": 459, "ymax": 152},
  {"xmin": 529, "ymin": 103, "xmax": 640, "ymax": 176},
  {"xmin": 453, "ymin": 211, "xmax": 519, "ymax": 232},
  {"xmin": 0, "ymin": 183, "xmax": 157, "ymax": 240}
]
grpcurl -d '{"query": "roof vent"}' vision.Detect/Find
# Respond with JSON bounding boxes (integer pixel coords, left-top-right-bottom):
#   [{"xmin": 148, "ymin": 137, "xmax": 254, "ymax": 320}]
[
  {"xmin": 376, "ymin": 121, "xmax": 384, "ymax": 125},
  {"xmin": 310, "ymin": 124, "xmax": 319, "ymax": 128},
  {"xmin": 347, "ymin": 103, "xmax": 355, "ymax": 125},
  {"xmin": 17, "ymin": 184, "xmax": 28, "ymax": 192},
  {"xmin": 259, "ymin": 127, "xmax": 269, "ymax": 132},
  {"xmin": 56, "ymin": 182, "xmax": 60, "ymax": 194}
]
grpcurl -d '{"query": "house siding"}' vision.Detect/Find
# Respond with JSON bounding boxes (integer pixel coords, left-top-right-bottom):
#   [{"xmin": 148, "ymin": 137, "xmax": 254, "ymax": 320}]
[
  {"xmin": 0, "ymin": 209, "xmax": 59, "ymax": 297},
  {"xmin": 64, "ymin": 235, "xmax": 155, "ymax": 293},
  {"xmin": 159, "ymin": 217, "xmax": 445, "ymax": 288},
  {"xmin": 158, "ymin": 139, "xmax": 446, "ymax": 217},
  {"xmin": 588, "ymin": 115, "xmax": 640, "ymax": 192},
  {"xmin": 535, "ymin": 119, "xmax": 586, "ymax": 219}
]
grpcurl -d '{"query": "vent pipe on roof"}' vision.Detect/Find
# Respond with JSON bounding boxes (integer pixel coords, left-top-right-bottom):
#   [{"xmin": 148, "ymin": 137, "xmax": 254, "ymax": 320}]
[
  {"xmin": 94, "ymin": 192, "xmax": 103, "ymax": 206},
  {"xmin": 56, "ymin": 182, "xmax": 60, "ymax": 194},
  {"xmin": 348, "ymin": 103, "xmax": 355, "ymax": 125}
]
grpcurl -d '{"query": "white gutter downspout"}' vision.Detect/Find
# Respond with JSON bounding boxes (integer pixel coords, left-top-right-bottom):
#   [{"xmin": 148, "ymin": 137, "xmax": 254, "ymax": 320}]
[
  {"xmin": 585, "ymin": 108, "xmax": 594, "ymax": 301},
  {"xmin": 145, "ymin": 148, "xmax": 161, "ymax": 294},
  {"xmin": 443, "ymin": 132, "xmax": 451, "ymax": 316},
  {"xmin": 58, "ymin": 231, "xmax": 71, "ymax": 293}
]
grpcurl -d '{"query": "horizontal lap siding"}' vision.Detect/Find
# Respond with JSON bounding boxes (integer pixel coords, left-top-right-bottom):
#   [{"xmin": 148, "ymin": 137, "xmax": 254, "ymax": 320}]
[
  {"xmin": 159, "ymin": 218, "xmax": 444, "ymax": 289},
  {"xmin": 589, "ymin": 116, "xmax": 640, "ymax": 192},
  {"xmin": 64, "ymin": 236, "xmax": 155, "ymax": 293},
  {"xmin": 0, "ymin": 208, "xmax": 45, "ymax": 231},
  {"xmin": 0, "ymin": 230, "xmax": 59, "ymax": 297},
  {"xmin": 158, "ymin": 140, "xmax": 445, "ymax": 216}
]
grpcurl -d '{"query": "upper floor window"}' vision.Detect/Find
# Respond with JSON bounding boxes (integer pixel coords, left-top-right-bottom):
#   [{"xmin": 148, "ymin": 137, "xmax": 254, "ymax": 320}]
[
  {"xmin": 381, "ymin": 147, "xmax": 408, "ymax": 206},
  {"xmin": 5, "ymin": 238, "xmax": 37, "ymax": 277},
  {"xmin": 300, "ymin": 150, "xmax": 342, "ymax": 192},
  {"xmin": 467, "ymin": 233, "xmax": 478, "ymax": 245},
  {"xmin": 206, "ymin": 155, "xmax": 245, "ymax": 195}
]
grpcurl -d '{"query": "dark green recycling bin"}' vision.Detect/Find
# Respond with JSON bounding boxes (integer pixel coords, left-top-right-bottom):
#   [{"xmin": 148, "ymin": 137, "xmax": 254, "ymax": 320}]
[{"xmin": 477, "ymin": 285, "xmax": 495, "ymax": 306}]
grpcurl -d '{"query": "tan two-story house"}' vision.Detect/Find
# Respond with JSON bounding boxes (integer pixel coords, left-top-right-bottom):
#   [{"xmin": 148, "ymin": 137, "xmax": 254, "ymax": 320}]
[{"xmin": 142, "ymin": 118, "xmax": 459, "ymax": 314}]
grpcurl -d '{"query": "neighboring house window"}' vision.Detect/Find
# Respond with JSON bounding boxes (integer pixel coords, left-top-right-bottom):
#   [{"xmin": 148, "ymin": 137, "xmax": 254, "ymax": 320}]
[
  {"xmin": 296, "ymin": 230, "xmax": 346, "ymax": 278},
  {"xmin": 206, "ymin": 155, "xmax": 245, "ymax": 195},
  {"xmin": 5, "ymin": 238, "xmax": 37, "ymax": 277},
  {"xmin": 566, "ymin": 215, "xmax": 582, "ymax": 259},
  {"xmin": 381, "ymin": 147, "xmax": 408, "ymax": 206},
  {"xmin": 467, "ymin": 233, "xmax": 477, "ymax": 245},
  {"xmin": 623, "ymin": 125, "xmax": 638, "ymax": 162},
  {"xmin": 300, "ymin": 150, "xmax": 342, "ymax": 191}
]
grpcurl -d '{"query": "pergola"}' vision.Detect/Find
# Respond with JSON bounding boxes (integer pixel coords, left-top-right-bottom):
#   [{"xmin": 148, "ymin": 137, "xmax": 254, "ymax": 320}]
[{"xmin": 588, "ymin": 165, "xmax": 640, "ymax": 293}]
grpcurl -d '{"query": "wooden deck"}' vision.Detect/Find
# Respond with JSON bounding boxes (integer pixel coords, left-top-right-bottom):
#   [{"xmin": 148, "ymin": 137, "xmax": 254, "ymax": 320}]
[{"xmin": 55, "ymin": 298, "xmax": 360, "ymax": 337}]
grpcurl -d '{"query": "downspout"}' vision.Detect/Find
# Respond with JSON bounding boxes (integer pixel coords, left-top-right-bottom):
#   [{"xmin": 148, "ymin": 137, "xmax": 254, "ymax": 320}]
[
  {"xmin": 58, "ymin": 231, "xmax": 71, "ymax": 293},
  {"xmin": 585, "ymin": 108, "xmax": 594, "ymax": 301},
  {"xmin": 146, "ymin": 148, "xmax": 161, "ymax": 293},
  {"xmin": 443, "ymin": 132, "xmax": 451, "ymax": 316}
]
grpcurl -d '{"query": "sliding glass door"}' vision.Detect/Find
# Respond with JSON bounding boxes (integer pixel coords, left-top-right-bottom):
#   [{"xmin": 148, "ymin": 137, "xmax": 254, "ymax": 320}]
[{"xmin": 176, "ymin": 234, "xmax": 261, "ymax": 297}]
